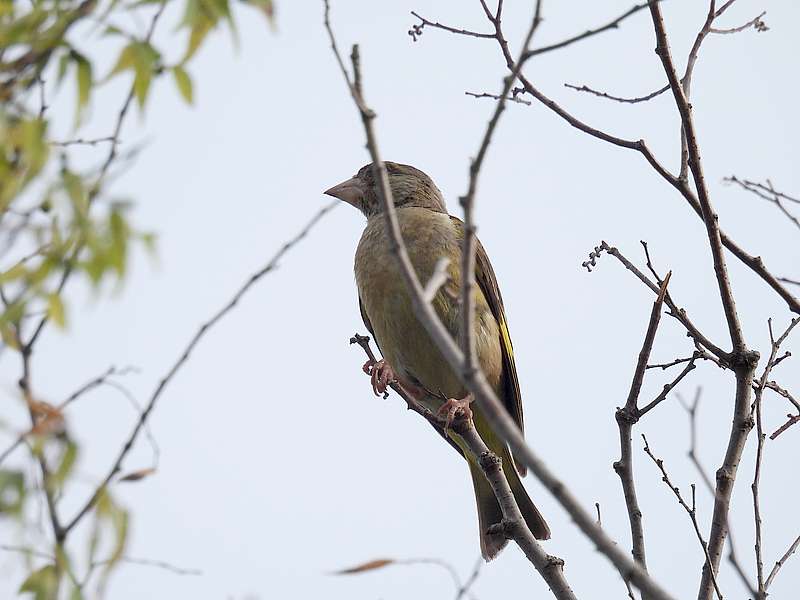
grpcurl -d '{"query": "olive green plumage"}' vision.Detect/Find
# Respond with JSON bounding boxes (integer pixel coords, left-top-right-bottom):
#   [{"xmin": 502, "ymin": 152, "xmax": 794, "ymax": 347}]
[{"xmin": 325, "ymin": 162, "xmax": 550, "ymax": 560}]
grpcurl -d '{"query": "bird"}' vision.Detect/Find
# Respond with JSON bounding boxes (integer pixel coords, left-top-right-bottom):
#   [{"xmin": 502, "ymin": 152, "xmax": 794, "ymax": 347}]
[{"xmin": 324, "ymin": 161, "xmax": 550, "ymax": 560}]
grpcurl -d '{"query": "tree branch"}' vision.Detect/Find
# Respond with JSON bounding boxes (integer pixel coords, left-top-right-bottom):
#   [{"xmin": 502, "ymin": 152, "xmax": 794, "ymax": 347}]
[{"xmin": 642, "ymin": 435, "xmax": 723, "ymax": 600}]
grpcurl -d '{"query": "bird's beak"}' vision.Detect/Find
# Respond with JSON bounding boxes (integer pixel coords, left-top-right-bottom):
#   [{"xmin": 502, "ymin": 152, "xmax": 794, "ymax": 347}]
[{"xmin": 324, "ymin": 176, "xmax": 364, "ymax": 208}]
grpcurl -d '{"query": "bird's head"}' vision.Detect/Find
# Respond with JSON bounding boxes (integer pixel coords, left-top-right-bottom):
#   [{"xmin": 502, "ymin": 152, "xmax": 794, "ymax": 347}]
[{"xmin": 324, "ymin": 162, "xmax": 446, "ymax": 217}]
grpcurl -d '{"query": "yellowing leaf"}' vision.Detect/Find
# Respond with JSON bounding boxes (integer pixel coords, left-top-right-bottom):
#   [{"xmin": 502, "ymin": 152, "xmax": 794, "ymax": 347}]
[
  {"xmin": 18, "ymin": 564, "xmax": 58, "ymax": 600},
  {"xmin": 332, "ymin": 558, "xmax": 395, "ymax": 575},
  {"xmin": 73, "ymin": 53, "xmax": 92, "ymax": 123},
  {"xmin": 171, "ymin": 66, "xmax": 193, "ymax": 104},
  {"xmin": 183, "ymin": 20, "xmax": 212, "ymax": 64},
  {"xmin": 118, "ymin": 467, "xmax": 156, "ymax": 483},
  {"xmin": 109, "ymin": 43, "xmax": 136, "ymax": 78},
  {"xmin": 47, "ymin": 293, "xmax": 66, "ymax": 328}
]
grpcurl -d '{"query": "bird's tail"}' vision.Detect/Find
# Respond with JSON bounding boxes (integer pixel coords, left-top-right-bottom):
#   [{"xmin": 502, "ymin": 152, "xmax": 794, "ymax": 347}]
[{"xmin": 467, "ymin": 414, "xmax": 550, "ymax": 560}]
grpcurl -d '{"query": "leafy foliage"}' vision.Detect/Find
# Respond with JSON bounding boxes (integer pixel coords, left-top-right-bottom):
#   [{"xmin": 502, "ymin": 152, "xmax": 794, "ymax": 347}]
[{"xmin": 0, "ymin": 0, "xmax": 275, "ymax": 595}]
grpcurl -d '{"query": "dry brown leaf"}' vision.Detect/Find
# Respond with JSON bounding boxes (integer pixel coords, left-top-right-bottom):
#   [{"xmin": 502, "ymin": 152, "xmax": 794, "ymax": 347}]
[
  {"xmin": 26, "ymin": 400, "xmax": 65, "ymax": 436},
  {"xmin": 332, "ymin": 558, "xmax": 395, "ymax": 575},
  {"xmin": 117, "ymin": 468, "xmax": 156, "ymax": 483}
]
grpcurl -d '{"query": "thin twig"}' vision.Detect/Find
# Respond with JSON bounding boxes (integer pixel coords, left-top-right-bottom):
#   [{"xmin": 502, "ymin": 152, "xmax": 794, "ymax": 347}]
[
  {"xmin": 764, "ymin": 534, "xmax": 800, "ymax": 590},
  {"xmin": 465, "ymin": 91, "xmax": 531, "ymax": 106},
  {"xmin": 60, "ymin": 202, "xmax": 336, "ymax": 535},
  {"xmin": 725, "ymin": 176, "xmax": 800, "ymax": 232},
  {"xmin": 642, "ymin": 435, "xmax": 723, "ymax": 600},
  {"xmin": 583, "ymin": 241, "xmax": 727, "ymax": 360},
  {"xmin": 524, "ymin": 3, "xmax": 650, "ymax": 58},
  {"xmin": 564, "ymin": 82, "xmax": 669, "ymax": 104},
  {"xmin": 709, "ymin": 11, "xmax": 767, "ymax": 34}
]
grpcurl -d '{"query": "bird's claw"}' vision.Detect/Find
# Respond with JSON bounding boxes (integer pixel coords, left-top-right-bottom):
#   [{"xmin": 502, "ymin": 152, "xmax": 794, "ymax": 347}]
[
  {"xmin": 363, "ymin": 358, "xmax": 396, "ymax": 398},
  {"xmin": 437, "ymin": 395, "xmax": 473, "ymax": 431}
]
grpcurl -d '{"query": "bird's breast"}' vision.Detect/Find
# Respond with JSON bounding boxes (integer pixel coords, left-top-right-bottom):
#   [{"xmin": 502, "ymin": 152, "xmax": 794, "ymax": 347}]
[{"xmin": 354, "ymin": 209, "xmax": 467, "ymax": 399}]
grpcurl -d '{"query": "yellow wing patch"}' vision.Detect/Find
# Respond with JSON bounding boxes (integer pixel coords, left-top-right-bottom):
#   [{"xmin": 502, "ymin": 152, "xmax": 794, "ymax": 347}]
[{"xmin": 499, "ymin": 316, "xmax": 514, "ymax": 361}]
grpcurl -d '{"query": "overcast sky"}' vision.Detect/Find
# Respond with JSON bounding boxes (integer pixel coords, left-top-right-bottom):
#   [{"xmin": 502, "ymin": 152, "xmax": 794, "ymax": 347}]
[{"xmin": 2, "ymin": 1, "xmax": 799, "ymax": 599}]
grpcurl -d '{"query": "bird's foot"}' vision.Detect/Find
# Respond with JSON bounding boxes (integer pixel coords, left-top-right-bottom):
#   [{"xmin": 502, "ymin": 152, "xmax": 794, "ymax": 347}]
[
  {"xmin": 437, "ymin": 395, "xmax": 473, "ymax": 431},
  {"xmin": 362, "ymin": 358, "xmax": 396, "ymax": 398}
]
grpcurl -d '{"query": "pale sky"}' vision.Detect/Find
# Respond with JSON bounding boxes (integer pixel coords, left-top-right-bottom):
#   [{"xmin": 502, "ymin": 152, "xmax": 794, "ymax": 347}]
[{"xmin": 1, "ymin": 1, "xmax": 799, "ymax": 599}]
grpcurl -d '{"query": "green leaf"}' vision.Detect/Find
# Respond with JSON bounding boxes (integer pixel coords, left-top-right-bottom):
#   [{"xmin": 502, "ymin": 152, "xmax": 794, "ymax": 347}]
[
  {"xmin": 18, "ymin": 564, "xmax": 58, "ymax": 600},
  {"xmin": 56, "ymin": 52, "xmax": 71, "ymax": 87},
  {"xmin": 132, "ymin": 42, "xmax": 159, "ymax": 109},
  {"xmin": 108, "ymin": 209, "xmax": 128, "ymax": 276},
  {"xmin": 0, "ymin": 469, "xmax": 25, "ymax": 514},
  {"xmin": 0, "ymin": 262, "xmax": 28, "ymax": 284},
  {"xmin": 0, "ymin": 322, "xmax": 20, "ymax": 351},
  {"xmin": 171, "ymin": 66, "xmax": 193, "ymax": 104},
  {"xmin": 183, "ymin": 20, "xmax": 212, "ymax": 64},
  {"xmin": 108, "ymin": 43, "xmax": 136, "ymax": 78},
  {"xmin": 73, "ymin": 53, "xmax": 92, "ymax": 123},
  {"xmin": 46, "ymin": 293, "xmax": 65, "ymax": 328},
  {"xmin": 63, "ymin": 170, "xmax": 87, "ymax": 216},
  {"xmin": 53, "ymin": 439, "xmax": 78, "ymax": 487}
]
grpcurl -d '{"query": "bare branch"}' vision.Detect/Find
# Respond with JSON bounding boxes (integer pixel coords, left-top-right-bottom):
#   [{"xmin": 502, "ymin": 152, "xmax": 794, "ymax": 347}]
[
  {"xmin": 765, "ymin": 534, "xmax": 800, "ymax": 590},
  {"xmin": 642, "ymin": 435, "xmax": 723, "ymax": 600},
  {"xmin": 523, "ymin": 3, "xmax": 650, "ymax": 58},
  {"xmin": 649, "ymin": 1, "xmax": 745, "ymax": 352},
  {"xmin": 465, "ymin": 91, "xmax": 531, "ymax": 106},
  {"xmin": 583, "ymin": 241, "xmax": 727, "ymax": 360},
  {"xmin": 408, "ymin": 11, "xmax": 494, "ymax": 41},
  {"xmin": 564, "ymin": 82, "xmax": 669, "ymax": 104},
  {"xmin": 725, "ymin": 176, "xmax": 800, "ymax": 232},
  {"xmin": 709, "ymin": 11, "xmax": 768, "ymax": 34},
  {"xmin": 639, "ymin": 357, "xmax": 697, "ymax": 416},
  {"xmin": 614, "ymin": 273, "xmax": 671, "ymax": 574}
]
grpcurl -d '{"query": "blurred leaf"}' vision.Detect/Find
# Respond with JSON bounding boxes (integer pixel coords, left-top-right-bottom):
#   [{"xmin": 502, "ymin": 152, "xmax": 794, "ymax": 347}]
[
  {"xmin": 246, "ymin": 0, "xmax": 274, "ymax": 27},
  {"xmin": 62, "ymin": 170, "xmax": 87, "ymax": 216},
  {"xmin": 109, "ymin": 43, "xmax": 136, "ymax": 78},
  {"xmin": 140, "ymin": 232, "xmax": 157, "ymax": 256},
  {"xmin": 171, "ymin": 65, "xmax": 193, "ymax": 104},
  {"xmin": 117, "ymin": 467, "xmax": 156, "ymax": 483},
  {"xmin": 46, "ymin": 293, "xmax": 66, "ymax": 328},
  {"xmin": 18, "ymin": 564, "xmax": 57, "ymax": 600},
  {"xmin": 0, "ymin": 262, "xmax": 28, "ymax": 284},
  {"xmin": 53, "ymin": 439, "xmax": 78, "ymax": 486},
  {"xmin": 182, "ymin": 19, "xmax": 212, "ymax": 64},
  {"xmin": 69, "ymin": 585, "xmax": 85, "ymax": 600},
  {"xmin": 95, "ymin": 490, "xmax": 128, "ymax": 570},
  {"xmin": 73, "ymin": 52, "xmax": 92, "ymax": 123},
  {"xmin": 132, "ymin": 42, "xmax": 159, "ymax": 109},
  {"xmin": 56, "ymin": 52, "xmax": 71, "ymax": 86},
  {"xmin": 27, "ymin": 400, "xmax": 64, "ymax": 436},
  {"xmin": 0, "ymin": 322, "xmax": 20, "ymax": 351},
  {"xmin": 332, "ymin": 558, "xmax": 395, "ymax": 575},
  {"xmin": 108, "ymin": 208, "xmax": 128, "ymax": 276},
  {"xmin": 0, "ymin": 469, "xmax": 25, "ymax": 514}
]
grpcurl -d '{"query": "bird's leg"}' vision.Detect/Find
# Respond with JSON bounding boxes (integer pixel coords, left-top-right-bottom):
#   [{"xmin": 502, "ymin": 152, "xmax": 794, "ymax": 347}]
[
  {"xmin": 362, "ymin": 358, "xmax": 397, "ymax": 398},
  {"xmin": 437, "ymin": 394, "xmax": 473, "ymax": 431}
]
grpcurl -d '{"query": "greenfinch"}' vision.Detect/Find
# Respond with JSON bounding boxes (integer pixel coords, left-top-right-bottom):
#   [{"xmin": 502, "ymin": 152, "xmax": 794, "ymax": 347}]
[{"xmin": 325, "ymin": 162, "xmax": 550, "ymax": 559}]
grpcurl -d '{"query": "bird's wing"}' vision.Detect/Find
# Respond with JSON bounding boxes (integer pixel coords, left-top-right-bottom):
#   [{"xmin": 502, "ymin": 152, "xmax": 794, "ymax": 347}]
[
  {"xmin": 451, "ymin": 216, "xmax": 526, "ymax": 474},
  {"xmin": 358, "ymin": 296, "xmax": 377, "ymax": 346}
]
